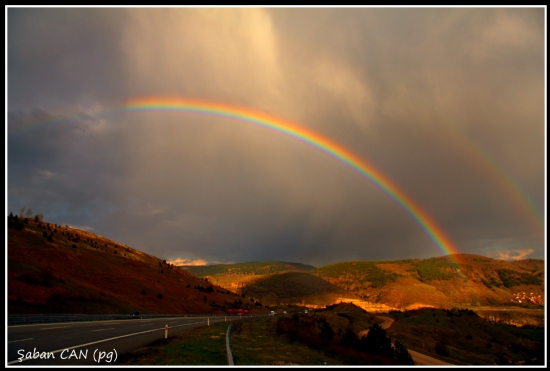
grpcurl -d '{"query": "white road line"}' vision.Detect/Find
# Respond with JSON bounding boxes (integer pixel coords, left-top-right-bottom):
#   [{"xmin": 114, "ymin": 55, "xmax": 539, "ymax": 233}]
[
  {"xmin": 92, "ymin": 328, "xmax": 115, "ymax": 332},
  {"xmin": 40, "ymin": 326, "xmax": 70, "ymax": 330},
  {"xmin": 139, "ymin": 324, "xmax": 153, "ymax": 326},
  {"xmin": 8, "ymin": 338, "xmax": 34, "ymax": 343},
  {"xmin": 104, "ymin": 322, "xmax": 120, "ymax": 325},
  {"xmin": 8, "ymin": 319, "xmax": 209, "ymax": 364}
]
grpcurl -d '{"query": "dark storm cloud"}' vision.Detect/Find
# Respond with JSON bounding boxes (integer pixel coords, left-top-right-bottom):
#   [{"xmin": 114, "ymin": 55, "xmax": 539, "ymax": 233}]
[
  {"xmin": 7, "ymin": 7, "xmax": 545, "ymax": 266},
  {"xmin": 8, "ymin": 109, "xmax": 128, "ymax": 227},
  {"xmin": 8, "ymin": 7, "xmax": 128, "ymax": 109}
]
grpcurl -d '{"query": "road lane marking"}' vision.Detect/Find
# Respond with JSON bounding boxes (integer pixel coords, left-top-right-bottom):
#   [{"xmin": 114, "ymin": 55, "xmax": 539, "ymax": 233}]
[
  {"xmin": 104, "ymin": 322, "xmax": 120, "ymax": 325},
  {"xmin": 140, "ymin": 324, "xmax": 153, "ymax": 326},
  {"xmin": 40, "ymin": 326, "xmax": 70, "ymax": 330},
  {"xmin": 8, "ymin": 338, "xmax": 34, "ymax": 343},
  {"xmin": 92, "ymin": 328, "xmax": 115, "ymax": 332},
  {"xmin": 8, "ymin": 319, "xmax": 211, "ymax": 364}
]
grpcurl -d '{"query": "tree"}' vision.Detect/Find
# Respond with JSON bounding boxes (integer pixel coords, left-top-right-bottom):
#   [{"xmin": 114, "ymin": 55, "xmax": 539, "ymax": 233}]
[
  {"xmin": 359, "ymin": 323, "xmax": 393, "ymax": 358},
  {"xmin": 394, "ymin": 340, "xmax": 414, "ymax": 365},
  {"xmin": 318, "ymin": 318, "xmax": 334, "ymax": 345},
  {"xmin": 340, "ymin": 326, "xmax": 358, "ymax": 348},
  {"xmin": 8, "ymin": 214, "xmax": 25, "ymax": 231}
]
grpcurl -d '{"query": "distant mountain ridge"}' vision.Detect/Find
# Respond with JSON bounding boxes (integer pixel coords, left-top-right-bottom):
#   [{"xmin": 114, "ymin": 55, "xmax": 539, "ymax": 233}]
[
  {"xmin": 184, "ymin": 255, "xmax": 545, "ymax": 310},
  {"xmin": 180, "ymin": 261, "xmax": 316, "ymax": 277}
]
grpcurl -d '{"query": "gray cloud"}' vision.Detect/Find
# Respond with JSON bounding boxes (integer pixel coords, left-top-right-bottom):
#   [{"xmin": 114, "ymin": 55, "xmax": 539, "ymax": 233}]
[{"xmin": 7, "ymin": 7, "xmax": 545, "ymax": 266}]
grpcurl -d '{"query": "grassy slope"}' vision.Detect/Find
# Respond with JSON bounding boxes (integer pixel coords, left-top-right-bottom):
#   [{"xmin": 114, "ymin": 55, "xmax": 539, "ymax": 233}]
[
  {"xmin": 119, "ymin": 304, "xmax": 543, "ymax": 365},
  {"xmin": 385, "ymin": 307, "xmax": 544, "ymax": 365},
  {"xmin": 8, "ymin": 219, "xmax": 266, "ymax": 314}
]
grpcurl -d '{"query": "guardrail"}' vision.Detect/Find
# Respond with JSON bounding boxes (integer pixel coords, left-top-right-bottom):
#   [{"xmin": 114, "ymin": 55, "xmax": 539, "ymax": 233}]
[
  {"xmin": 7, "ymin": 313, "xmax": 230, "ymax": 326},
  {"xmin": 226, "ymin": 323, "xmax": 235, "ymax": 366}
]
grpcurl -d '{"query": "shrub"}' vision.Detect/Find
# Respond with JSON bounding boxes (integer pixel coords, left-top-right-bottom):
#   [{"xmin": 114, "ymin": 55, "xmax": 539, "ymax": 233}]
[{"xmin": 157, "ymin": 293, "xmax": 163, "ymax": 299}]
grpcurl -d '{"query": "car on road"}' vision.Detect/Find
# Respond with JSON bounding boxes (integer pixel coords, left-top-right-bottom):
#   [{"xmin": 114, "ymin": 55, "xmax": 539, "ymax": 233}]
[{"xmin": 129, "ymin": 311, "xmax": 140, "ymax": 317}]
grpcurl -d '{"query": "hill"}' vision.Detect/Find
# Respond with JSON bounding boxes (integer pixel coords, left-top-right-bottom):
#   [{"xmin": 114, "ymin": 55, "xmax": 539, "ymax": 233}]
[
  {"xmin": 7, "ymin": 216, "xmax": 265, "ymax": 314},
  {"xmin": 311, "ymin": 255, "xmax": 545, "ymax": 309},
  {"xmin": 238, "ymin": 271, "xmax": 355, "ymax": 306},
  {"xmin": 180, "ymin": 261, "xmax": 353, "ymax": 306}
]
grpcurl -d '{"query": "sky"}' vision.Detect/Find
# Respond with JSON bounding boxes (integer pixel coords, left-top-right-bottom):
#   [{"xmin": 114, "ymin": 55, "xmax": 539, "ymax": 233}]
[{"xmin": 6, "ymin": 7, "xmax": 546, "ymax": 267}]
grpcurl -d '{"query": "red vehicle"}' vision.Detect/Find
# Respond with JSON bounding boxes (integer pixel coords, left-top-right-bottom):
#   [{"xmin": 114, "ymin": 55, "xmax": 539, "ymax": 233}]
[{"xmin": 227, "ymin": 308, "xmax": 249, "ymax": 316}]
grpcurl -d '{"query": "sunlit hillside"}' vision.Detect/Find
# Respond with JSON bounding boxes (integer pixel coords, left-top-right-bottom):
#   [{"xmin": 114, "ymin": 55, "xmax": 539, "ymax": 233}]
[{"xmin": 311, "ymin": 255, "xmax": 545, "ymax": 310}]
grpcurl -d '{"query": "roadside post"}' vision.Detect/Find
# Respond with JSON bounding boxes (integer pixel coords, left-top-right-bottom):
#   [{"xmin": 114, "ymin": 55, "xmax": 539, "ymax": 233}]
[
  {"xmin": 165, "ymin": 324, "xmax": 168, "ymax": 339},
  {"xmin": 208, "ymin": 317, "xmax": 210, "ymax": 326}
]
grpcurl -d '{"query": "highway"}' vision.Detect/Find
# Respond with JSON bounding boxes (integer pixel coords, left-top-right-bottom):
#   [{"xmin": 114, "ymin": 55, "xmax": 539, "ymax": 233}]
[
  {"xmin": 7, "ymin": 315, "xmax": 238, "ymax": 366},
  {"xmin": 7, "ymin": 313, "xmax": 455, "ymax": 366}
]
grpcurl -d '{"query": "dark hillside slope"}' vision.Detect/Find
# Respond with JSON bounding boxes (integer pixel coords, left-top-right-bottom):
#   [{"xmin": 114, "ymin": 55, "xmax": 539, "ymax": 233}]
[
  {"xmin": 240, "ymin": 271, "xmax": 356, "ymax": 306},
  {"xmin": 8, "ymin": 218, "xmax": 264, "ymax": 314}
]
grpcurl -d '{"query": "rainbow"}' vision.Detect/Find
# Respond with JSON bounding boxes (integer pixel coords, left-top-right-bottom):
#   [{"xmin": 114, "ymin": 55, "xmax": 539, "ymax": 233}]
[
  {"xmin": 457, "ymin": 134, "xmax": 544, "ymax": 235},
  {"xmin": 425, "ymin": 102, "xmax": 544, "ymax": 237},
  {"xmin": 125, "ymin": 97, "xmax": 459, "ymax": 256}
]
